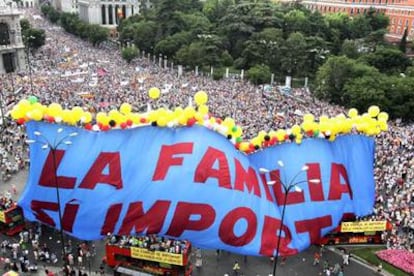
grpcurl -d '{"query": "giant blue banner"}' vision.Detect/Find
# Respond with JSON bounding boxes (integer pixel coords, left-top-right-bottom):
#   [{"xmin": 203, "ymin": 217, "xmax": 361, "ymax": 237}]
[{"xmin": 19, "ymin": 121, "xmax": 375, "ymax": 256}]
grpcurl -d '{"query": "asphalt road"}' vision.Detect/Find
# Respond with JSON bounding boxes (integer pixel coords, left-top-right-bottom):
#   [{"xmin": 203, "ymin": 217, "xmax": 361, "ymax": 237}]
[{"xmin": 0, "ymin": 169, "xmax": 382, "ymax": 276}]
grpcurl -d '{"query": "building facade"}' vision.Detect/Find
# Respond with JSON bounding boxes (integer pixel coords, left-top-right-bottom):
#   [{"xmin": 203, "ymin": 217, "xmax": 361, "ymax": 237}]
[
  {"xmin": 76, "ymin": 0, "xmax": 151, "ymax": 25},
  {"xmin": 0, "ymin": 1, "xmax": 27, "ymax": 74},
  {"xmin": 302, "ymin": 0, "xmax": 414, "ymax": 41}
]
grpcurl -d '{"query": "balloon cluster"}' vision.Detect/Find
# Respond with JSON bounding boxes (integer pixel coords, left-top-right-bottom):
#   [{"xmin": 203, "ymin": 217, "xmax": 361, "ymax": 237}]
[{"xmin": 10, "ymin": 90, "xmax": 389, "ymax": 154}]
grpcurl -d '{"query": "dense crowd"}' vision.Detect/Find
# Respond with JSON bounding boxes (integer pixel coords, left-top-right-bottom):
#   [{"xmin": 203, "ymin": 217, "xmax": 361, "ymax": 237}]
[{"xmin": 0, "ymin": 8, "xmax": 413, "ymax": 255}]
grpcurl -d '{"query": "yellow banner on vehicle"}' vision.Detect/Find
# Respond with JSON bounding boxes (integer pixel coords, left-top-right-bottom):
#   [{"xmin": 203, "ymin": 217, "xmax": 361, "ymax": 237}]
[
  {"xmin": 0, "ymin": 211, "xmax": 5, "ymax": 223},
  {"xmin": 341, "ymin": 221, "xmax": 387, "ymax": 232},
  {"xmin": 130, "ymin": 247, "xmax": 184, "ymax": 266}
]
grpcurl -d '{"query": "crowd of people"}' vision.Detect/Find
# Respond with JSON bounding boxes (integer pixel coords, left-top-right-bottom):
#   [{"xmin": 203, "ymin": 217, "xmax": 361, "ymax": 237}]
[
  {"xmin": 0, "ymin": 7, "xmax": 413, "ymax": 260},
  {"xmin": 107, "ymin": 234, "xmax": 190, "ymax": 255}
]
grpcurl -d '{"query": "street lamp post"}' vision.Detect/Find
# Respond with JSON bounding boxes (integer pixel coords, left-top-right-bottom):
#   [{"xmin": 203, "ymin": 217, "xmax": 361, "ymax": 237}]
[
  {"xmin": 24, "ymin": 35, "xmax": 35, "ymax": 92},
  {"xmin": 26, "ymin": 128, "xmax": 78, "ymax": 271},
  {"xmin": 260, "ymin": 161, "xmax": 320, "ymax": 276}
]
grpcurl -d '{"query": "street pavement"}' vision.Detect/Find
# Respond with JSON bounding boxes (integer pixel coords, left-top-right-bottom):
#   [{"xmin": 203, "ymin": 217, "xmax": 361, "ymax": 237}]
[{"xmin": 0, "ymin": 169, "xmax": 385, "ymax": 276}]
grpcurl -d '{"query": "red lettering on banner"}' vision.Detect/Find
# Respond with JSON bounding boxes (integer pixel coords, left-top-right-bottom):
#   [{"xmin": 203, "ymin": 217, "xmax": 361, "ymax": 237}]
[
  {"xmin": 31, "ymin": 200, "xmax": 59, "ymax": 226},
  {"xmin": 166, "ymin": 202, "xmax": 216, "ymax": 237},
  {"xmin": 62, "ymin": 200, "xmax": 80, "ymax": 233},
  {"xmin": 79, "ymin": 152, "xmax": 123, "ymax": 190},
  {"xmin": 194, "ymin": 147, "xmax": 231, "ymax": 189},
  {"xmin": 260, "ymin": 216, "xmax": 298, "ymax": 256},
  {"xmin": 152, "ymin": 143, "xmax": 193, "ymax": 181},
  {"xmin": 39, "ymin": 149, "xmax": 76, "ymax": 189},
  {"xmin": 101, "ymin": 203, "xmax": 123, "ymax": 235},
  {"xmin": 234, "ymin": 159, "xmax": 261, "ymax": 197},
  {"xmin": 219, "ymin": 207, "xmax": 257, "ymax": 246},
  {"xmin": 294, "ymin": 215, "xmax": 332, "ymax": 244},
  {"xmin": 328, "ymin": 163, "xmax": 353, "ymax": 200},
  {"xmin": 260, "ymin": 174, "xmax": 275, "ymax": 202},
  {"xmin": 270, "ymin": 170, "xmax": 305, "ymax": 206},
  {"xmin": 118, "ymin": 200, "xmax": 171, "ymax": 235},
  {"xmin": 306, "ymin": 163, "xmax": 324, "ymax": 201}
]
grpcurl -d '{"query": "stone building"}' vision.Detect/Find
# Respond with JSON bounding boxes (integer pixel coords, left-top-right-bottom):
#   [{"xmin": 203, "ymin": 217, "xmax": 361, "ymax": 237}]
[{"xmin": 0, "ymin": 0, "xmax": 27, "ymax": 74}]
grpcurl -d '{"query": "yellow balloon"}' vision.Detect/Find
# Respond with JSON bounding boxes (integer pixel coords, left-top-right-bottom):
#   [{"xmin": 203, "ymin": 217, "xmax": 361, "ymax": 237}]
[
  {"xmin": 82, "ymin": 112, "xmax": 92, "ymax": 123},
  {"xmin": 30, "ymin": 109, "xmax": 43, "ymax": 121},
  {"xmin": 198, "ymin": 105, "xmax": 209, "ymax": 115},
  {"xmin": 72, "ymin": 107, "xmax": 83, "ymax": 121},
  {"xmin": 303, "ymin": 113, "xmax": 314, "ymax": 122},
  {"xmin": 96, "ymin": 112, "xmax": 106, "ymax": 122},
  {"xmin": 291, "ymin": 125, "xmax": 301, "ymax": 135},
  {"xmin": 239, "ymin": 142, "xmax": 250, "ymax": 152},
  {"xmin": 120, "ymin": 103, "xmax": 132, "ymax": 114},
  {"xmin": 368, "ymin": 105, "xmax": 380, "ymax": 117},
  {"xmin": 157, "ymin": 116, "xmax": 168, "ymax": 127},
  {"xmin": 184, "ymin": 106, "xmax": 196, "ymax": 119},
  {"xmin": 348, "ymin": 108, "xmax": 358, "ymax": 118},
  {"xmin": 377, "ymin": 112, "xmax": 389, "ymax": 122},
  {"xmin": 194, "ymin": 91, "xmax": 208, "ymax": 106},
  {"xmin": 149, "ymin": 87, "xmax": 161, "ymax": 100}
]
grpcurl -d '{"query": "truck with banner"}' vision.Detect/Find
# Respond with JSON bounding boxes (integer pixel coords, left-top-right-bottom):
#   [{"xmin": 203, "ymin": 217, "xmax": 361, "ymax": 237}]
[
  {"xmin": 0, "ymin": 204, "xmax": 25, "ymax": 236},
  {"xmin": 105, "ymin": 235, "xmax": 193, "ymax": 276},
  {"xmin": 319, "ymin": 215, "xmax": 392, "ymax": 245}
]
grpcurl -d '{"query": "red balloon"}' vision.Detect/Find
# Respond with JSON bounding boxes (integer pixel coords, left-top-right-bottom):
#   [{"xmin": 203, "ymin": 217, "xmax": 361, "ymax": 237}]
[
  {"xmin": 16, "ymin": 118, "xmax": 25, "ymax": 125},
  {"xmin": 187, "ymin": 118, "xmax": 196, "ymax": 126},
  {"xmin": 120, "ymin": 122, "xmax": 127, "ymax": 129},
  {"xmin": 306, "ymin": 130, "xmax": 313, "ymax": 137},
  {"xmin": 139, "ymin": 118, "xmax": 147, "ymax": 124},
  {"xmin": 126, "ymin": 119, "xmax": 133, "ymax": 126},
  {"xmin": 84, "ymin": 123, "xmax": 92, "ymax": 130}
]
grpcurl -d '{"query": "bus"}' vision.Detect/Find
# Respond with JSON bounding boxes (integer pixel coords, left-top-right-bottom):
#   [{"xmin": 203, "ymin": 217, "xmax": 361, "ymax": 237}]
[
  {"xmin": 105, "ymin": 235, "xmax": 193, "ymax": 276},
  {"xmin": 319, "ymin": 216, "xmax": 392, "ymax": 245},
  {"xmin": 0, "ymin": 204, "xmax": 25, "ymax": 236}
]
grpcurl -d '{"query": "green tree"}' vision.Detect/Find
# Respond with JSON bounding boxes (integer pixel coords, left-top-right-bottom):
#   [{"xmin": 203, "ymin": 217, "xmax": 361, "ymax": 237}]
[
  {"xmin": 359, "ymin": 47, "xmax": 411, "ymax": 74},
  {"xmin": 122, "ymin": 46, "xmax": 139, "ymax": 63},
  {"xmin": 365, "ymin": 8, "xmax": 389, "ymax": 31},
  {"xmin": 48, "ymin": 8, "xmax": 60, "ymax": 23},
  {"xmin": 280, "ymin": 32, "xmax": 307, "ymax": 77},
  {"xmin": 40, "ymin": 4, "xmax": 52, "ymax": 16},
  {"xmin": 132, "ymin": 21, "xmax": 158, "ymax": 53},
  {"xmin": 314, "ymin": 55, "xmax": 379, "ymax": 105},
  {"xmin": 247, "ymin": 64, "xmax": 271, "ymax": 85},
  {"xmin": 22, "ymin": 28, "xmax": 46, "ymax": 51},
  {"xmin": 87, "ymin": 25, "xmax": 108, "ymax": 46},
  {"xmin": 340, "ymin": 39, "xmax": 361, "ymax": 59},
  {"xmin": 154, "ymin": 31, "xmax": 192, "ymax": 58},
  {"xmin": 399, "ymin": 28, "xmax": 408, "ymax": 53},
  {"xmin": 20, "ymin": 19, "xmax": 31, "ymax": 32},
  {"xmin": 343, "ymin": 74, "xmax": 390, "ymax": 111}
]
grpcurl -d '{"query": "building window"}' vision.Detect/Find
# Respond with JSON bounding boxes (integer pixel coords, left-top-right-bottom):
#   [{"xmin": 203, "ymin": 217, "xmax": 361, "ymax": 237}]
[
  {"xmin": 108, "ymin": 5, "xmax": 113, "ymax": 25},
  {"xmin": 0, "ymin": 23, "xmax": 10, "ymax": 45},
  {"xmin": 2, "ymin": 52, "xmax": 15, "ymax": 73},
  {"xmin": 101, "ymin": 5, "xmax": 106, "ymax": 24}
]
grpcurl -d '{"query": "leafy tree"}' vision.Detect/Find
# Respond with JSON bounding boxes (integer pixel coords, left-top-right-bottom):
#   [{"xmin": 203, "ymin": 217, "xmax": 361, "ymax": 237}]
[
  {"xmin": 40, "ymin": 4, "xmax": 52, "ymax": 16},
  {"xmin": 384, "ymin": 77, "xmax": 414, "ymax": 120},
  {"xmin": 365, "ymin": 8, "xmax": 389, "ymax": 31},
  {"xmin": 399, "ymin": 28, "xmax": 408, "ymax": 53},
  {"xmin": 48, "ymin": 8, "xmax": 60, "ymax": 23},
  {"xmin": 20, "ymin": 19, "xmax": 31, "ymax": 32},
  {"xmin": 348, "ymin": 15, "xmax": 371, "ymax": 39},
  {"xmin": 340, "ymin": 39, "xmax": 361, "ymax": 59},
  {"xmin": 343, "ymin": 74, "xmax": 390, "ymax": 111},
  {"xmin": 122, "ymin": 46, "xmax": 139, "ymax": 63},
  {"xmin": 154, "ymin": 31, "xmax": 192, "ymax": 58},
  {"xmin": 132, "ymin": 21, "xmax": 158, "ymax": 53},
  {"xmin": 221, "ymin": 50, "xmax": 233, "ymax": 66},
  {"xmin": 280, "ymin": 32, "xmax": 307, "ymax": 77},
  {"xmin": 87, "ymin": 25, "xmax": 108, "ymax": 46},
  {"xmin": 359, "ymin": 47, "xmax": 411, "ymax": 74},
  {"xmin": 314, "ymin": 55, "xmax": 379, "ymax": 105},
  {"xmin": 247, "ymin": 64, "xmax": 271, "ymax": 85},
  {"xmin": 22, "ymin": 28, "xmax": 46, "ymax": 51}
]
